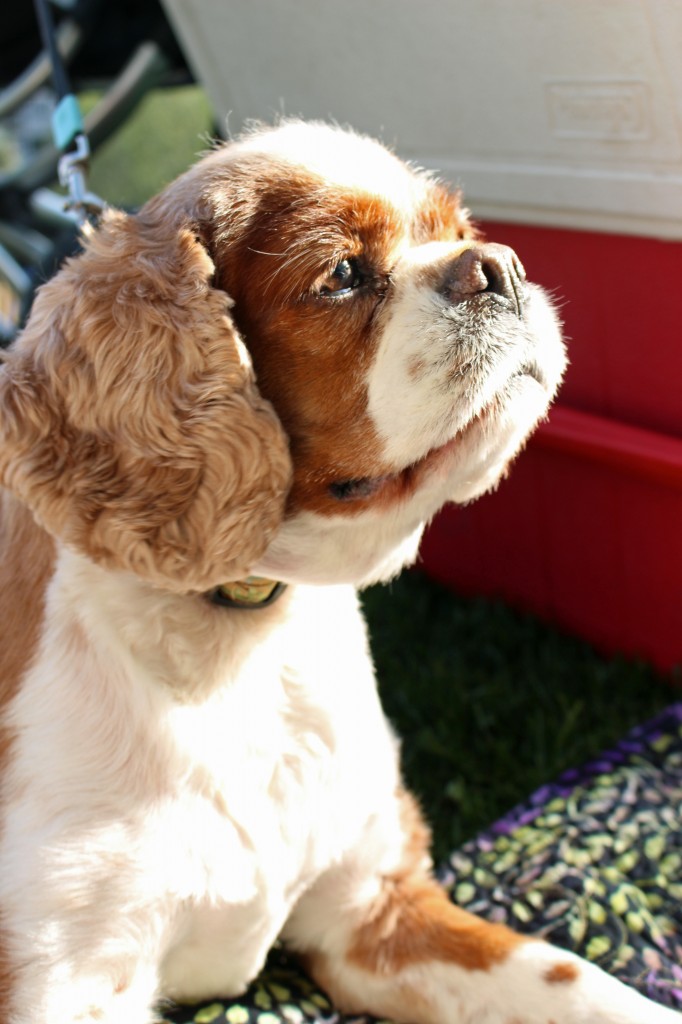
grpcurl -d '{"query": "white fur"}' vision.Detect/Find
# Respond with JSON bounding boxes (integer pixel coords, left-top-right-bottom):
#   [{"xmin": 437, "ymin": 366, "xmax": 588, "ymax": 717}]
[
  {"xmin": 227, "ymin": 120, "xmax": 430, "ymax": 211},
  {"xmin": 0, "ymin": 549, "xmax": 403, "ymax": 1019}
]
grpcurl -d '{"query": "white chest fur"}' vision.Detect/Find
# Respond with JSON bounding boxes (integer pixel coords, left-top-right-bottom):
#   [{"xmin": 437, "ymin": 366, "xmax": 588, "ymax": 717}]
[{"xmin": 0, "ymin": 549, "xmax": 400, "ymax": 1008}]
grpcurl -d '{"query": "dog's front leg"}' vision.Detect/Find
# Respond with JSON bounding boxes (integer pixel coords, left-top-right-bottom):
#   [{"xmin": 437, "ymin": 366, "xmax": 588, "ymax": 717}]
[
  {"xmin": 2, "ymin": 854, "xmax": 165, "ymax": 1024},
  {"xmin": 284, "ymin": 793, "xmax": 681, "ymax": 1024}
]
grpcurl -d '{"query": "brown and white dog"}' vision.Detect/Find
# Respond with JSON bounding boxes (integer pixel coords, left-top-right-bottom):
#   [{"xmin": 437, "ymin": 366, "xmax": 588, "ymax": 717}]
[{"xmin": 0, "ymin": 122, "xmax": 675, "ymax": 1024}]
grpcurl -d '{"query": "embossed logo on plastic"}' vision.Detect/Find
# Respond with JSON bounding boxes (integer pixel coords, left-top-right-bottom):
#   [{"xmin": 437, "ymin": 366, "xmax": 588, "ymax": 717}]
[{"xmin": 547, "ymin": 81, "xmax": 650, "ymax": 141}]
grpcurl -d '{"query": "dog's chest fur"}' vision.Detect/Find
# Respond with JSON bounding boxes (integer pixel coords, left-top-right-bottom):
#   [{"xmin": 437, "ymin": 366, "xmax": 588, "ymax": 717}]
[{"xmin": 0, "ymin": 546, "xmax": 400, "ymax": 1002}]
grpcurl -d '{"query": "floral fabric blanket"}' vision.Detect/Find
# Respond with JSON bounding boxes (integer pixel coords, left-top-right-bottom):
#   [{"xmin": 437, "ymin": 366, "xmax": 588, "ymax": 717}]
[{"xmin": 166, "ymin": 703, "xmax": 682, "ymax": 1023}]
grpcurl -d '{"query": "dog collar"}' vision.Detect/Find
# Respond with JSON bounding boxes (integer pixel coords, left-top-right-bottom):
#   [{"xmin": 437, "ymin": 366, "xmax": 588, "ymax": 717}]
[{"xmin": 208, "ymin": 576, "xmax": 287, "ymax": 610}]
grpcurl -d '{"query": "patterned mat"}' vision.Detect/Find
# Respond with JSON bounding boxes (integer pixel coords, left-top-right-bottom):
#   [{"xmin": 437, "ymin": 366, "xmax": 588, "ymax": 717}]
[{"xmin": 165, "ymin": 704, "xmax": 682, "ymax": 1022}]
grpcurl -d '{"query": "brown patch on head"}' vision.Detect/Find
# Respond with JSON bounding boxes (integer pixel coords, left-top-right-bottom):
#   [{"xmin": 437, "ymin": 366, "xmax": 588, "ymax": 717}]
[
  {"xmin": 216, "ymin": 168, "xmax": 402, "ymax": 515},
  {"xmin": 207, "ymin": 153, "xmax": 471, "ymax": 518},
  {"xmin": 0, "ymin": 206, "xmax": 291, "ymax": 592},
  {"xmin": 545, "ymin": 961, "xmax": 579, "ymax": 984}
]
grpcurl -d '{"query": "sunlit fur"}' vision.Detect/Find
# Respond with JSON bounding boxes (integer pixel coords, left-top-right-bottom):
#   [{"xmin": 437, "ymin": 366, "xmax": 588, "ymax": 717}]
[{"xmin": 0, "ymin": 122, "xmax": 675, "ymax": 1024}]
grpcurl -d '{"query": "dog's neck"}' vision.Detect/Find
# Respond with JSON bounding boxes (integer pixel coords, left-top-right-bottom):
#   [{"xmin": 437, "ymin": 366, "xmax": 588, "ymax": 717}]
[{"xmin": 43, "ymin": 544, "xmax": 294, "ymax": 702}]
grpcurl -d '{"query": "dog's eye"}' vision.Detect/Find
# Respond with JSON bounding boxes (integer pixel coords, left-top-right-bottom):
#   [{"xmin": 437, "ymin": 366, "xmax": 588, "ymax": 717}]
[{"xmin": 319, "ymin": 258, "xmax": 362, "ymax": 297}]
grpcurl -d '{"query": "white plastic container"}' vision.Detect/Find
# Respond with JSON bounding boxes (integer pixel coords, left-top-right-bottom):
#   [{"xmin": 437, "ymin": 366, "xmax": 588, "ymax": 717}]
[{"xmin": 161, "ymin": 0, "xmax": 682, "ymax": 239}]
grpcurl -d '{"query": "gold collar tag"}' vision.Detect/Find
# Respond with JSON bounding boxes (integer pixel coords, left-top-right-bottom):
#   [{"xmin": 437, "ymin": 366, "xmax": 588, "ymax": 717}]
[{"xmin": 209, "ymin": 576, "xmax": 287, "ymax": 610}]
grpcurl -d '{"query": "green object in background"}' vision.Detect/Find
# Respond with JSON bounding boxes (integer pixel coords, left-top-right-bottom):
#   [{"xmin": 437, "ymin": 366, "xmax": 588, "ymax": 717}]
[{"xmin": 82, "ymin": 85, "xmax": 214, "ymax": 209}]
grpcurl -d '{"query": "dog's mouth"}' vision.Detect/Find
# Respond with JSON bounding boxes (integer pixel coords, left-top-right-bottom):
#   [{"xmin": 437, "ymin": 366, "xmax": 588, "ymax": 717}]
[
  {"xmin": 328, "ymin": 362, "xmax": 547, "ymax": 505},
  {"xmin": 328, "ymin": 434, "xmax": 462, "ymax": 505}
]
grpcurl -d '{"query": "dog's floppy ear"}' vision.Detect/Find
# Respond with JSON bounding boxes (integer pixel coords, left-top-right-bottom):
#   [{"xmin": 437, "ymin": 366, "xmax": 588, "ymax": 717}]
[{"xmin": 0, "ymin": 206, "xmax": 291, "ymax": 593}]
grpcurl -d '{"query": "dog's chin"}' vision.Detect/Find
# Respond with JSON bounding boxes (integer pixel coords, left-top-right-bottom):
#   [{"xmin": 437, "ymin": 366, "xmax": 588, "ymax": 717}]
[
  {"xmin": 440, "ymin": 371, "xmax": 556, "ymax": 507},
  {"xmin": 252, "ymin": 515, "xmax": 427, "ymax": 589}
]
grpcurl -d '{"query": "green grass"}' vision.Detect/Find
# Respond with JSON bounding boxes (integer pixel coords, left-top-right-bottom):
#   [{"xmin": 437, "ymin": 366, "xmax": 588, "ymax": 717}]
[
  {"xmin": 84, "ymin": 85, "xmax": 214, "ymax": 210},
  {"xmin": 81, "ymin": 84, "xmax": 678, "ymax": 864},
  {"xmin": 362, "ymin": 572, "xmax": 675, "ymax": 863}
]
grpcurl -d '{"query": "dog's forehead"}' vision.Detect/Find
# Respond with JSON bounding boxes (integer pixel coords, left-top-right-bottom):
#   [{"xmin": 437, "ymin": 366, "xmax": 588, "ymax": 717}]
[{"xmin": 227, "ymin": 122, "xmax": 428, "ymax": 209}]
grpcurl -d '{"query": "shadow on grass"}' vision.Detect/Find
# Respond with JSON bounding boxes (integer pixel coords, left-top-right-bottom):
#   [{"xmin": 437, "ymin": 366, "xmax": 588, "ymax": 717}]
[{"xmin": 362, "ymin": 571, "xmax": 675, "ymax": 863}]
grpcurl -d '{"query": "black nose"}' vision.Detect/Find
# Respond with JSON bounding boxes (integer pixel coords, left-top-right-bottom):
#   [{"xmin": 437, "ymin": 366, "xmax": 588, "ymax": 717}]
[{"xmin": 442, "ymin": 243, "xmax": 526, "ymax": 315}]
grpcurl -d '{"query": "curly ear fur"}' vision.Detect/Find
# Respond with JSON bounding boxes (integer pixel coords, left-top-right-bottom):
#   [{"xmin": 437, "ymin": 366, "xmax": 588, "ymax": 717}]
[{"xmin": 0, "ymin": 207, "xmax": 291, "ymax": 593}]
